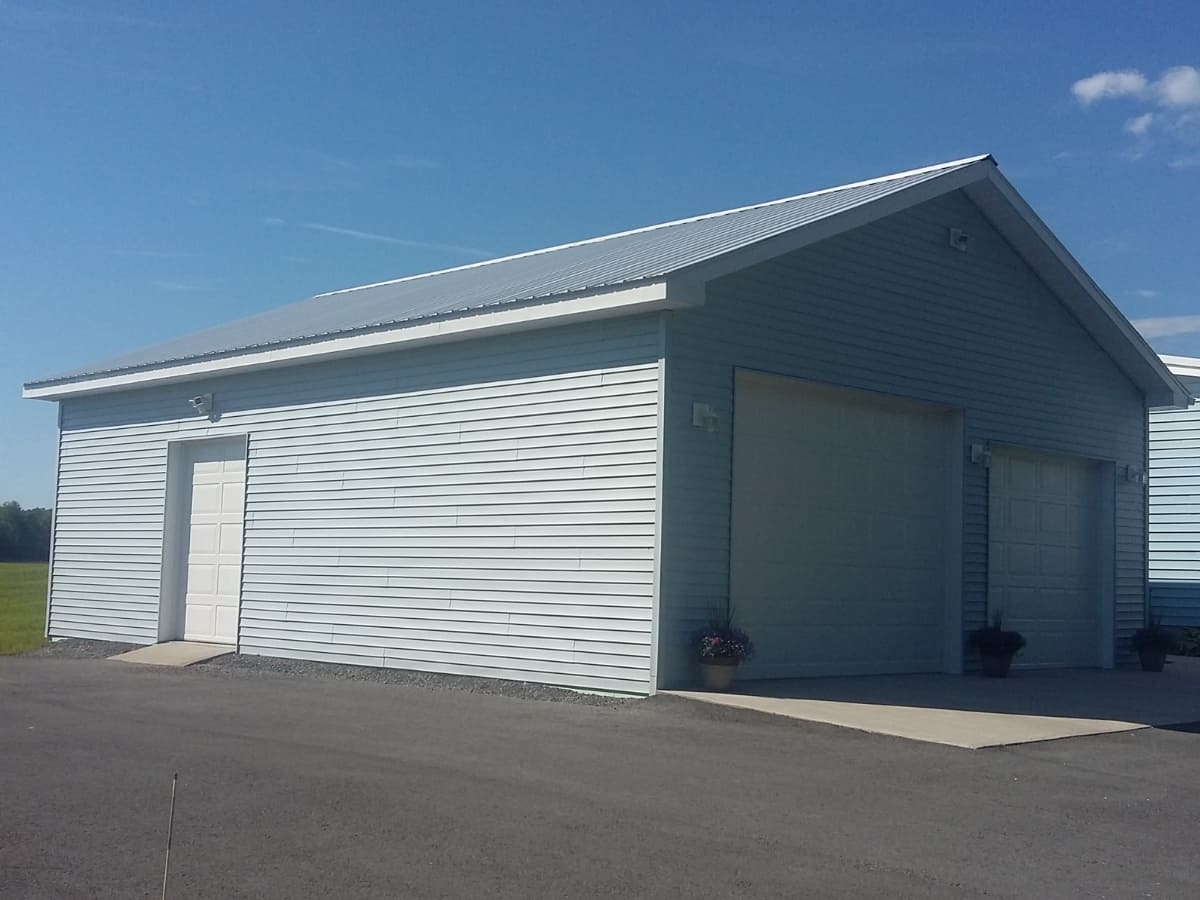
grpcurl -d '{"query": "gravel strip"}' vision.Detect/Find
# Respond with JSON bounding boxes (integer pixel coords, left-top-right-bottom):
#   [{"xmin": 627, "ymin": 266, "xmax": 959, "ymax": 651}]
[
  {"xmin": 197, "ymin": 651, "xmax": 637, "ymax": 707},
  {"xmin": 17, "ymin": 638, "xmax": 636, "ymax": 706},
  {"xmin": 25, "ymin": 638, "xmax": 140, "ymax": 659}
]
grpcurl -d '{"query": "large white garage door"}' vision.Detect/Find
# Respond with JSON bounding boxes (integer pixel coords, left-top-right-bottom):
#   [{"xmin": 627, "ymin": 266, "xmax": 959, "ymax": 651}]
[
  {"xmin": 730, "ymin": 372, "xmax": 954, "ymax": 679},
  {"xmin": 181, "ymin": 439, "xmax": 246, "ymax": 645},
  {"xmin": 988, "ymin": 447, "xmax": 1100, "ymax": 668}
]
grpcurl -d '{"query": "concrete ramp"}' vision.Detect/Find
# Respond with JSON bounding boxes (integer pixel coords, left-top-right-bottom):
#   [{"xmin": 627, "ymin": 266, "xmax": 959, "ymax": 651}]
[
  {"xmin": 110, "ymin": 641, "xmax": 234, "ymax": 667},
  {"xmin": 666, "ymin": 690, "xmax": 1145, "ymax": 748},
  {"xmin": 665, "ymin": 660, "xmax": 1200, "ymax": 749}
]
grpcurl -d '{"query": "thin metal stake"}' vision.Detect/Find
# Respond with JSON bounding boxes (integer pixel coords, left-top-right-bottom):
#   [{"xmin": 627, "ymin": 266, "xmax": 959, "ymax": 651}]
[{"xmin": 162, "ymin": 773, "xmax": 178, "ymax": 900}]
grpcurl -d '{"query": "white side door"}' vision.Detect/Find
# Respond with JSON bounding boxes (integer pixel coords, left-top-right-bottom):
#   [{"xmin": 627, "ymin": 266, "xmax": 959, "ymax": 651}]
[{"xmin": 182, "ymin": 439, "xmax": 246, "ymax": 644}]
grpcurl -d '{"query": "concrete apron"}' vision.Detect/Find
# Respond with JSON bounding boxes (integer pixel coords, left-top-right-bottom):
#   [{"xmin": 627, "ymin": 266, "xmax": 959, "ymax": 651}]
[
  {"xmin": 665, "ymin": 659, "xmax": 1200, "ymax": 749},
  {"xmin": 110, "ymin": 641, "xmax": 234, "ymax": 667}
]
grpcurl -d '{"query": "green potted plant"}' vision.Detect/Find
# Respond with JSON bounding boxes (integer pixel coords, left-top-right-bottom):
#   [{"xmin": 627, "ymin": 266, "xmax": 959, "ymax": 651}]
[
  {"xmin": 967, "ymin": 612, "xmax": 1026, "ymax": 678},
  {"xmin": 1131, "ymin": 620, "xmax": 1174, "ymax": 672},
  {"xmin": 695, "ymin": 617, "xmax": 754, "ymax": 691}
]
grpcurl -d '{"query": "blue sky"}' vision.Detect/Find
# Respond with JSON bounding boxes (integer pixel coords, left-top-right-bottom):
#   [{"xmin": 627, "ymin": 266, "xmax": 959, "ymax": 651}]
[{"xmin": 2, "ymin": 0, "xmax": 1198, "ymax": 506}]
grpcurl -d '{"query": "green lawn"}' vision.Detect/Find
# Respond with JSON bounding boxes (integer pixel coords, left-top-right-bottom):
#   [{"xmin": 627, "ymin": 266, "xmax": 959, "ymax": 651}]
[{"xmin": 0, "ymin": 562, "xmax": 48, "ymax": 654}]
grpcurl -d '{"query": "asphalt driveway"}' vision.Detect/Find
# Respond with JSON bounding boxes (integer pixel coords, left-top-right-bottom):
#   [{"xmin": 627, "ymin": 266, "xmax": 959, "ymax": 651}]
[{"xmin": 2, "ymin": 654, "xmax": 1199, "ymax": 899}]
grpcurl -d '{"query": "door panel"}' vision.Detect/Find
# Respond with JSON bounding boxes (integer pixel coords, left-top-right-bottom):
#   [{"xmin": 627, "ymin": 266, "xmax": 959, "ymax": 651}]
[
  {"xmin": 988, "ymin": 448, "xmax": 1100, "ymax": 667},
  {"xmin": 730, "ymin": 372, "xmax": 952, "ymax": 678},
  {"xmin": 181, "ymin": 440, "xmax": 246, "ymax": 645}
]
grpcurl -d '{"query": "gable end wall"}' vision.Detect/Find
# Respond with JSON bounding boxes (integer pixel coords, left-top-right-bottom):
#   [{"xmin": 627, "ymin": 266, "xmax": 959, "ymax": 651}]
[{"xmin": 659, "ymin": 189, "xmax": 1147, "ymax": 686}]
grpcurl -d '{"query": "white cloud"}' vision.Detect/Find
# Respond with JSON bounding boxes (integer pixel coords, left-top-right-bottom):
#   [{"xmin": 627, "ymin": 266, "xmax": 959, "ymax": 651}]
[
  {"xmin": 1133, "ymin": 289, "xmax": 1160, "ymax": 299},
  {"xmin": 1156, "ymin": 66, "xmax": 1200, "ymax": 107},
  {"xmin": 301, "ymin": 222, "xmax": 490, "ymax": 258},
  {"xmin": 1072, "ymin": 69, "xmax": 1148, "ymax": 104},
  {"xmin": 1133, "ymin": 315, "xmax": 1200, "ymax": 339},
  {"xmin": 1125, "ymin": 112, "xmax": 1155, "ymax": 135},
  {"xmin": 1073, "ymin": 65, "xmax": 1200, "ymax": 169},
  {"xmin": 1073, "ymin": 65, "xmax": 1200, "ymax": 108},
  {"xmin": 260, "ymin": 216, "xmax": 287, "ymax": 226}
]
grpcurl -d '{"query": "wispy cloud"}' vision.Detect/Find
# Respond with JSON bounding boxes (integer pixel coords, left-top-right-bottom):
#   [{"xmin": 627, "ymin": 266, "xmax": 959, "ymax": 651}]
[
  {"xmin": 1092, "ymin": 236, "xmax": 1133, "ymax": 255},
  {"xmin": 1125, "ymin": 112, "xmax": 1155, "ymax": 136},
  {"xmin": 282, "ymin": 255, "xmax": 310, "ymax": 264},
  {"xmin": 1072, "ymin": 65, "xmax": 1200, "ymax": 169},
  {"xmin": 112, "ymin": 249, "xmax": 198, "ymax": 259},
  {"xmin": 1169, "ymin": 154, "xmax": 1200, "ymax": 170},
  {"xmin": 1133, "ymin": 315, "xmax": 1200, "ymax": 339},
  {"xmin": 260, "ymin": 216, "xmax": 287, "ymax": 226},
  {"xmin": 248, "ymin": 151, "xmax": 367, "ymax": 193},
  {"xmin": 301, "ymin": 222, "xmax": 490, "ymax": 258},
  {"xmin": 153, "ymin": 279, "xmax": 211, "ymax": 292},
  {"xmin": 1133, "ymin": 289, "xmax": 1161, "ymax": 299}
]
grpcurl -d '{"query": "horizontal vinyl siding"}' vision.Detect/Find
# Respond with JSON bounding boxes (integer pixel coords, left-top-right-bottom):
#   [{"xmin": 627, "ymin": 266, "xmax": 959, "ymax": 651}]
[
  {"xmin": 659, "ymin": 189, "xmax": 1147, "ymax": 686},
  {"xmin": 1149, "ymin": 379, "xmax": 1200, "ymax": 625},
  {"xmin": 50, "ymin": 316, "xmax": 661, "ymax": 693}
]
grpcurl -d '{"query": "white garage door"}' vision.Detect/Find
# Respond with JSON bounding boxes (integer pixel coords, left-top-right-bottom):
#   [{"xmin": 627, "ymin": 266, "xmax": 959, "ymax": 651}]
[
  {"xmin": 988, "ymin": 448, "xmax": 1100, "ymax": 668},
  {"xmin": 730, "ymin": 372, "xmax": 954, "ymax": 679},
  {"xmin": 181, "ymin": 439, "xmax": 246, "ymax": 645}
]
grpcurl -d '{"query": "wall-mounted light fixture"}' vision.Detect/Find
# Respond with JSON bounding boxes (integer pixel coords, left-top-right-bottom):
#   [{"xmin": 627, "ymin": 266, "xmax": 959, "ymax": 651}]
[
  {"xmin": 1123, "ymin": 464, "xmax": 1147, "ymax": 485},
  {"xmin": 949, "ymin": 227, "xmax": 970, "ymax": 252},
  {"xmin": 969, "ymin": 442, "xmax": 992, "ymax": 467},
  {"xmin": 189, "ymin": 393, "xmax": 214, "ymax": 417},
  {"xmin": 692, "ymin": 402, "xmax": 719, "ymax": 433}
]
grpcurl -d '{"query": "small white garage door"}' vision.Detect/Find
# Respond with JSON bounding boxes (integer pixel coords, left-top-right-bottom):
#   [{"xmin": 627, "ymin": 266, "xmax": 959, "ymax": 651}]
[
  {"xmin": 730, "ymin": 372, "xmax": 955, "ymax": 678},
  {"xmin": 988, "ymin": 447, "xmax": 1101, "ymax": 668},
  {"xmin": 181, "ymin": 439, "xmax": 246, "ymax": 645}
]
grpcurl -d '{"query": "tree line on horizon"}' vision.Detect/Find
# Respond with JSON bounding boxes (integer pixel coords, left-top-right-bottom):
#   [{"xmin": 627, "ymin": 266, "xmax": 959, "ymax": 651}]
[{"xmin": 0, "ymin": 501, "xmax": 52, "ymax": 562}]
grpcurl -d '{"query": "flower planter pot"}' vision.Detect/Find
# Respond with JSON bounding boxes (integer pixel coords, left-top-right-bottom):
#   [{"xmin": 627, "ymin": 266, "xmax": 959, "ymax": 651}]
[
  {"xmin": 700, "ymin": 657, "xmax": 740, "ymax": 691},
  {"xmin": 1138, "ymin": 648, "xmax": 1167, "ymax": 672},
  {"xmin": 980, "ymin": 652, "xmax": 1014, "ymax": 678}
]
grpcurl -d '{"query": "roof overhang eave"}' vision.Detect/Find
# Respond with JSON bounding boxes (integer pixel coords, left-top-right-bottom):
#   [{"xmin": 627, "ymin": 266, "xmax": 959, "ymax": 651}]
[{"xmin": 23, "ymin": 280, "xmax": 674, "ymax": 401}]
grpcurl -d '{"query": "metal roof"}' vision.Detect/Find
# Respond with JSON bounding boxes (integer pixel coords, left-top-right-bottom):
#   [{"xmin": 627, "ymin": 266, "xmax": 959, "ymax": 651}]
[{"xmin": 28, "ymin": 156, "xmax": 991, "ymax": 387}]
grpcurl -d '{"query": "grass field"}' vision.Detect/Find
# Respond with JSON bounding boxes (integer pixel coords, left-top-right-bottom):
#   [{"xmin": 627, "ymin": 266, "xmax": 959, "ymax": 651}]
[{"xmin": 0, "ymin": 562, "xmax": 48, "ymax": 654}]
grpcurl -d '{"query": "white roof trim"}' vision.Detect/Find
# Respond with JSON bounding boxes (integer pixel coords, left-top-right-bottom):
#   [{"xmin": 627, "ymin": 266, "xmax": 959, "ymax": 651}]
[
  {"xmin": 24, "ymin": 282, "xmax": 671, "ymax": 400},
  {"xmin": 1161, "ymin": 355, "xmax": 1200, "ymax": 379}
]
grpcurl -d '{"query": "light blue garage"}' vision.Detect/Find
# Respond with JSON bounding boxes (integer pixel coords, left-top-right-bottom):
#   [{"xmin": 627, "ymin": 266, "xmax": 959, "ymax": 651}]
[{"xmin": 25, "ymin": 155, "xmax": 1186, "ymax": 693}]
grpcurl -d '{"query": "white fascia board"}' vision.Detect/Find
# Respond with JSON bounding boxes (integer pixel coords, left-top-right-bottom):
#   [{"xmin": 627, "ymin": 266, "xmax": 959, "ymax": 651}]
[
  {"xmin": 667, "ymin": 158, "xmax": 995, "ymax": 289},
  {"xmin": 1160, "ymin": 355, "xmax": 1200, "ymax": 379},
  {"xmin": 24, "ymin": 281, "xmax": 671, "ymax": 400},
  {"xmin": 974, "ymin": 170, "xmax": 1189, "ymax": 410}
]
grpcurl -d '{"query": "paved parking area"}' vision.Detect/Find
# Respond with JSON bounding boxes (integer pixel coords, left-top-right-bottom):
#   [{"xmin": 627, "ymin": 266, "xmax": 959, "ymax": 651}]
[{"xmin": 3, "ymin": 654, "xmax": 1200, "ymax": 898}]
